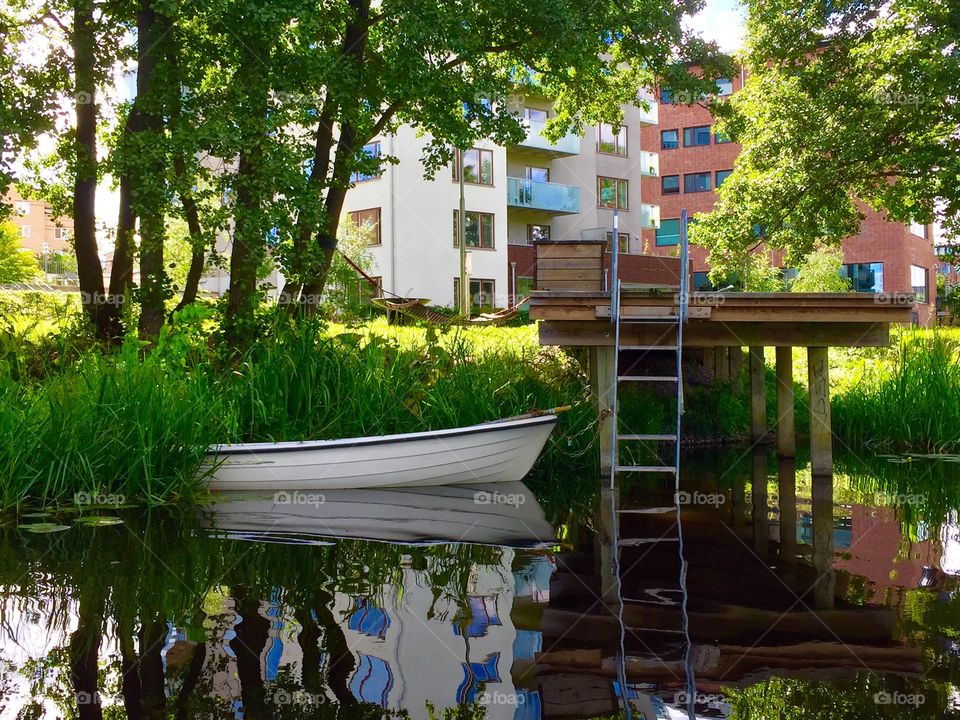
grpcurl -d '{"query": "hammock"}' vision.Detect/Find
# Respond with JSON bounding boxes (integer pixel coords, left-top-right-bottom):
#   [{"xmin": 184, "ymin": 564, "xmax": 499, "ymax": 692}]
[{"xmin": 341, "ymin": 250, "xmax": 523, "ymax": 327}]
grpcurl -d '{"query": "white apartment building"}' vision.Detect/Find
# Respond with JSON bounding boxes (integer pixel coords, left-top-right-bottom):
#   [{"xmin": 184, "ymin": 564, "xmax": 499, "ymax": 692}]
[{"xmin": 343, "ymin": 94, "xmax": 661, "ymax": 308}]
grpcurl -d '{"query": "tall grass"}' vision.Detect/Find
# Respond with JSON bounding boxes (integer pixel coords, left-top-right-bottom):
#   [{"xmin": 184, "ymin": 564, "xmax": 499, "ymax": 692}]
[
  {"xmin": 0, "ymin": 318, "xmax": 596, "ymax": 509},
  {"xmin": 833, "ymin": 330, "xmax": 960, "ymax": 452}
]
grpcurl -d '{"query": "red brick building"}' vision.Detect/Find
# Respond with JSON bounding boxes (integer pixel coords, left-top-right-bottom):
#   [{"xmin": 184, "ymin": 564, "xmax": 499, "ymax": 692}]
[{"xmin": 639, "ymin": 74, "xmax": 938, "ymax": 324}]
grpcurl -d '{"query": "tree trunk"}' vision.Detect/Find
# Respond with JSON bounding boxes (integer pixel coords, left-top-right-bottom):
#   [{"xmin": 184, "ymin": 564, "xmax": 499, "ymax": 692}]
[
  {"xmin": 230, "ymin": 587, "xmax": 270, "ymax": 719},
  {"xmin": 101, "ymin": 170, "xmax": 136, "ymax": 340},
  {"xmin": 171, "ymin": 154, "xmax": 206, "ymax": 315},
  {"xmin": 223, "ymin": 79, "xmax": 269, "ymax": 349},
  {"xmin": 138, "ymin": 615, "xmax": 168, "ymax": 720},
  {"xmin": 69, "ymin": 585, "xmax": 106, "ymax": 720},
  {"xmin": 135, "ymin": 1, "xmax": 170, "ymax": 342},
  {"xmin": 72, "ymin": 0, "xmax": 105, "ymax": 330},
  {"xmin": 117, "ymin": 615, "xmax": 143, "ymax": 720}
]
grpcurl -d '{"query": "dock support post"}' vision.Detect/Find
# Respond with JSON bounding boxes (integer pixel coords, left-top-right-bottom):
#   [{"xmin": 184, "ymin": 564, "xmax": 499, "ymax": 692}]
[
  {"xmin": 703, "ymin": 347, "xmax": 715, "ymax": 377},
  {"xmin": 751, "ymin": 448, "xmax": 769, "ymax": 554},
  {"xmin": 778, "ymin": 458, "xmax": 797, "ymax": 565},
  {"xmin": 591, "ymin": 346, "xmax": 616, "ymax": 475},
  {"xmin": 716, "ymin": 347, "xmax": 729, "ymax": 382},
  {"xmin": 811, "ymin": 473, "xmax": 836, "ymax": 609},
  {"xmin": 807, "ymin": 346, "xmax": 833, "ymax": 476},
  {"xmin": 749, "ymin": 346, "xmax": 766, "ymax": 442},
  {"xmin": 775, "ymin": 347, "xmax": 796, "ymax": 458},
  {"xmin": 730, "ymin": 347, "xmax": 744, "ymax": 393}
]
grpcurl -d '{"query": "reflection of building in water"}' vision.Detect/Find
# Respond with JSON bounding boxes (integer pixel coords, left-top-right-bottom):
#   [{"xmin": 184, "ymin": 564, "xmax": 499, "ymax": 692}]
[
  {"xmin": 833, "ymin": 505, "xmax": 942, "ymax": 593},
  {"xmin": 164, "ymin": 548, "xmax": 557, "ymax": 719}
]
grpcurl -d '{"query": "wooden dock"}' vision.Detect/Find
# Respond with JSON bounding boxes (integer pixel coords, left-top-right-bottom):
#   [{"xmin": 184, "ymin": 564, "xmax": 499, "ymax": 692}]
[{"xmin": 528, "ymin": 242, "xmax": 915, "ymax": 475}]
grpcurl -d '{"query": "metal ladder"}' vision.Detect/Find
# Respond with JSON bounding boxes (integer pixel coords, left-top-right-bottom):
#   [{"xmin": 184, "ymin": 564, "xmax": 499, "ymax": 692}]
[
  {"xmin": 608, "ymin": 209, "xmax": 693, "ymax": 719},
  {"xmin": 609, "ymin": 209, "xmax": 689, "ymax": 483}
]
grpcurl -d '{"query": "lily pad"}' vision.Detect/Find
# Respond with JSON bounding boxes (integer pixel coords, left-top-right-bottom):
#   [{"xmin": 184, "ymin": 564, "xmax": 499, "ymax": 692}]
[
  {"xmin": 19, "ymin": 523, "xmax": 71, "ymax": 534},
  {"xmin": 74, "ymin": 516, "xmax": 125, "ymax": 527}
]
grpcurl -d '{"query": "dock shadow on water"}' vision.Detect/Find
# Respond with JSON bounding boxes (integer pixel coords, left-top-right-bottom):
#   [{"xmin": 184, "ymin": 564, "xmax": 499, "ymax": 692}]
[{"xmin": 2, "ymin": 450, "xmax": 960, "ymax": 719}]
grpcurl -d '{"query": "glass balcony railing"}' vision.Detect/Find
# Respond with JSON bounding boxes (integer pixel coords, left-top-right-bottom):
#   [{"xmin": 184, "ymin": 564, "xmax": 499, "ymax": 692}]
[
  {"xmin": 517, "ymin": 121, "xmax": 581, "ymax": 155},
  {"xmin": 507, "ymin": 177, "xmax": 581, "ymax": 214}
]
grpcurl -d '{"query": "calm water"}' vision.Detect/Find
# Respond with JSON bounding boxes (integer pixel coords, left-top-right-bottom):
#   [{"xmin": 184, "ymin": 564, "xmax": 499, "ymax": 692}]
[{"xmin": 2, "ymin": 448, "xmax": 960, "ymax": 719}]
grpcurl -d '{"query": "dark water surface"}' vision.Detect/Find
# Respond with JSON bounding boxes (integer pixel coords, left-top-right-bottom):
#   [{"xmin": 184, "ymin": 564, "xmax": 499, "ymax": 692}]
[{"xmin": 2, "ymin": 448, "xmax": 960, "ymax": 719}]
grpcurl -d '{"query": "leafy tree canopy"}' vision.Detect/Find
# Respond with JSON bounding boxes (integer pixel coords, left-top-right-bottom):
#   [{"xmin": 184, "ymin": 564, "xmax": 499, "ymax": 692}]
[
  {"xmin": 692, "ymin": 0, "xmax": 960, "ymax": 280},
  {"xmin": 0, "ymin": 221, "xmax": 40, "ymax": 283}
]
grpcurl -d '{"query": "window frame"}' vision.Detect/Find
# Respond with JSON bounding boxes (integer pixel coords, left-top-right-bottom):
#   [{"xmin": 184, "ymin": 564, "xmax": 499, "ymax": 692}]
[
  {"xmin": 348, "ymin": 207, "xmax": 382, "ymax": 246},
  {"xmin": 660, "ymin": 129, "xmax": 679, "ymax": 150},
  {"xmin": 350, "ymin": 141, "xmax": 383, "ymax": 183},
  {"xmin": 453, "ymin": 209, "xmax": 495, "ymax": 250},
  {"xmin": 14, "ymin": 201, "xmax": 30, "ymax": 216},
  {"xmin": 454, "ymin": 277, "xmax": 496, "ymax": 309},
  {"xmin": 19, "ymin": 225, "xmax": 30, "ymax": 238},
  {"xmin": 841, "ymin": 262, "xmax": 884, "ymax": 293},
  {"xmin": 597, "ymin": 176, "xmax": 629, "ymax": 210},
  {"xmin": 605, "ymin": 231, "xmax": 631, "ymax": 254},
  {"xmin": 715, "ymin": 169, "xmax": 733, "ymax": 188},
  {"xmin": 661, "ymin": 175, "xmax": 680, "ymax": 195},
  {"xmin": 683, "ymin": 125, "xmax": 712, "ymax": 147},
  {"xmin": 910, "ymin": 264, "xmax": 929, "ymax": 302},
  {"xmin": 715, "ymin": 78, "xmax": 734, "ymax": 96},
  {"xmin": 527, "ymin": 224, "xmax": 551, "ymax": 244},
  {"xmin": 683, "ymin": 172, "xmax": 712, "ymax": 193},
  {"xmin": 656, "ymin": 218, "xmax": 681, "ymax": 247},
  {"xmin": 525, "ymin": 166, "xmax": 550, "ymax": 183},
  {"xmin": 596, "ymin": 123, "xmax": 628, "ymax": 156},
  {"xmin": 524, "ymin": 107, "xmax": 549, "ymax": 124},
  {"xmin": 452, "ymin": 147, "xmax": 494, "ymax": 186}
]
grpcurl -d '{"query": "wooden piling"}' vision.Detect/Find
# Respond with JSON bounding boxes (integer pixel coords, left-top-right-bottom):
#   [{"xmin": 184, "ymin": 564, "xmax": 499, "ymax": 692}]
[
  {"xmin": 590, "ymin": 345, "xmax": 616, "ymax": 474},
  {"xmin": 775, "ymin": 347, "xmax": 796, "ymax": 458},
  {"xmin": 778, "ymin": 458, "xmax": 797, "ymax": 565},
  {"xmin": 716, "ymin": 347, "xmax": 729, "ymax": 382},
  {"xmin": 811, "ymin": 473, "xmax": 836, "ymax": 609},
  {"xmin": 751, "ymin": 448, "xmax": 769, "ymax": 554},
  {"xmin": 749, "ymin": 346, "xmax": 766, "ymax": 442},
  {"xmin": 807, "ymin": 346, "xmax": 833, "ymax": 476},
  {"xmin": 730, "ymin": 347, "xmax": 744, "ymax": 393}
]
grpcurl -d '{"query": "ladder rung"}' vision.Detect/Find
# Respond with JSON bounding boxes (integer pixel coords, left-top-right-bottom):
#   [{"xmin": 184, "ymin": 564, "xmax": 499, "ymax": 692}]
[
  {"xmin": 618, "ymin": 506, "xmax": 676, "ymax": 514},
  {"xmin": 615, "ymin": 465, "xmax": 677, "ymax": 474},
  {"xmin": 617, "ymin": 434, "xmax": 677, "ymax": 442},
  {"xmin": 619, "ymin": 345, "xmax": 678, "ymax": 351},
  {"xmin": 619, "ymin": 537, "xmax": 679, "ymax": 546},
  {"xmin": 620, "ymin": 317, "xmax": 680, "ymax": 323},
  {"xmin": 618, "ymin": 375, "xmax": 678, "ymax": 382}
]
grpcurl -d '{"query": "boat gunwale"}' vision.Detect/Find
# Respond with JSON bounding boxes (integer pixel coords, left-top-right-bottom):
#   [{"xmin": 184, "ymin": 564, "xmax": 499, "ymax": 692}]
[{"xmin": 207, "ymin": 414, "xmax": 559, "ymax": 456}]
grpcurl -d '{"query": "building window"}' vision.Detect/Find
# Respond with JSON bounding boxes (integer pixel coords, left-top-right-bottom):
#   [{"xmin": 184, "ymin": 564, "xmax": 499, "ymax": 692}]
[
  {"xmin": 909, "ymin": 221, "xmax": 928, "ymax": 239},
  {"xmin": 605, "ymin": 232, "xmax": 631, "ymax": 254},
  {"xmin": 841, "ymin": 262, "xmax": 884, "ymax": 293},
  {"xmin": 715, "ymin": 169, "xmax": 733, "ymax": 188},
  {"xmin": 684, "ymin": 172, "xmax": 712, "ymax": 193},
  {"xmin": 660, "ymin": 88, "xmax": 673, "ymax": 105},
  {"xmin": 781, "ymin": 267, "xmax": 799, "ymax": 289},
  {"xmin": 452, "ymin": 148, "xmax": 494, "ymax": 186},
  {"xmin": 661, "ymin": 129, "xmax": 679, "ymax": 150},
  {"xmin": 350, "ymin": 141, "xmax": 382, "ymax": 183},
  {"xmin": 14, "ymin": 201, "xmax": 30, "ymax": 216},
  {"xmin": 715, "ymin": 78, "xmax": 734, "ymax": 96},
  {"xmin": 454, "ymin": 278, "xmax": 495, "ymax": 309},
  {"xmin": 453, "ymin": 210, "xmax": 495, "ymax": 249},
  {"xmin": 348, "ymin": 207, "xmax": 382, "ymax": 245},
  {"xmin": 525, "ymin": 107, "xmax": 548, "ymax": 124},
  {"xmin": 597, "ymin": 123, "xmax": 628, "ymax": 156},
  {"xmin": 54, "ymin": 227, "xmax": 70, "ymax": 240},
  {"xmin": 714, "ymin": 129, "xmax": 733, "ymax": 144},
  {"xmin": 527, "ymin": 224, "xmax": 550, "ymax": 243},
  {"xmin": 692, "ymin": 271, "xmax": 713, "ymax": 290},
  {"xmin": 598, "ymin": 177, "xmax": 628, "ymax": 210},
  {"xmin": 911, "ymin": 265, "xmax": 929, "ymax": 302},
  {"xmin": 656, "ymin": 218, "xmax": 681, "ymax": 246},
  {"xmin": 525, "ymin": 166, "xmax": 549, "ymax": 183},
  {"xmin": 19, "ymin": 225, "xmax": 30, "ymax": 238},
  {"xmin": 683, "ymin": 125, "xmax": 712, "ymax": 147},
  {"xmin": 356, "ymin": 275, "xmax": 383, "ymax": 303},
  {"xmin": 661, "ymin": 175, "xmax": 680, "ymax": 195}
]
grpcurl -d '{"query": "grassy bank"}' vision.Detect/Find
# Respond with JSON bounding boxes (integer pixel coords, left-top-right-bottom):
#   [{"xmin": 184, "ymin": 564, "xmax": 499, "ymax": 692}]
[{"xmin": 0, "ymin": 315, "xmax": 596, "ymax": 509}]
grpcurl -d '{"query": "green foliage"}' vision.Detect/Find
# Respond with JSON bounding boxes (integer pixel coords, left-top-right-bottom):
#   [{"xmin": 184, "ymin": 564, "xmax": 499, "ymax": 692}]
[
  {"xmin": 320, "ymin": 215, "xmax": 378, "ymax": 319},
  {"xmin": 0, "ymin": 222, "xmax": 40, "ymax": 283},
  {"xmin": 790, "ymin": 245, "xmax": 852, "ymax": 293},
  {"xmin": 832, "ymin": 330, "xmax": 960, "ymax": 452},
  {"xmin": 692, "ymin": 0, "xmax": 960, "ymax": 278},
  {"xmin": 742, "ymin": 252, "xmax": 783, "ymax": 292}
]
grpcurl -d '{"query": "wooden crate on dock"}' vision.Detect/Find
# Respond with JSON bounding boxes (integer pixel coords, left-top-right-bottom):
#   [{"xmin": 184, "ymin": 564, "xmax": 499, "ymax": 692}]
[{"xmin": 535, "ymin": 240, "xmax": 605, "ymax": 291}]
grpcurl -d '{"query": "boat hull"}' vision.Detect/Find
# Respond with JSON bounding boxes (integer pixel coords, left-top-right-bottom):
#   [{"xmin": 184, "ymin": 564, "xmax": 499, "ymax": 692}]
[{"xmin": 203, "ymin": 415, "xmax": 558, "ymax": 491}]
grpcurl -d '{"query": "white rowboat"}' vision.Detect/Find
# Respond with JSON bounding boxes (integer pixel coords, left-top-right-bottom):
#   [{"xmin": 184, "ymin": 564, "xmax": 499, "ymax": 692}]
[{"xmin": 204, "ymin": 414, "xmax": 558, "ymax": 491}]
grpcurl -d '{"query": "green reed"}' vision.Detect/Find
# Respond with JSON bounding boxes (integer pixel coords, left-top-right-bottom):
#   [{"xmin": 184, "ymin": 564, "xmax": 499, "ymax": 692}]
[
  {"xmin": 0, "ymin": 318, "xmax": 595, "ymax": 509},
  {"xmin": 833, "ymin": 330, "xmax": 960, "ymax": 452}
]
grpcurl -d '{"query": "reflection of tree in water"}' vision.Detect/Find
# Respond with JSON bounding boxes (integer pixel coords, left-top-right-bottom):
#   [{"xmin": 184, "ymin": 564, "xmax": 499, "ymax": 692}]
[{"xmin": 0, "ymin": 510, "xmax": 508, "ymax": 718}]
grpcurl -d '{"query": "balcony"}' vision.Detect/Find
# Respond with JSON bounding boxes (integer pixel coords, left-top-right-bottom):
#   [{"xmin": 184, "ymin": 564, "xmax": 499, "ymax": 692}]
[
  {"xmin": 635, "ymin": 89, "xmax": 659, "ymax": 127},
  {"xmin": 513, "ymin": 120, "xmax": 581, "ymax": 157},
  {"xmin": 507, "ymin": 177, "xmax": 581, "ymax": 215},
  {"xmin": 639, "ymin": 203, "xmax": 661, "ymax": 230},
  {"xmin": 639, "ymin": 151, "xmax": 659, "ymax": 178}
]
